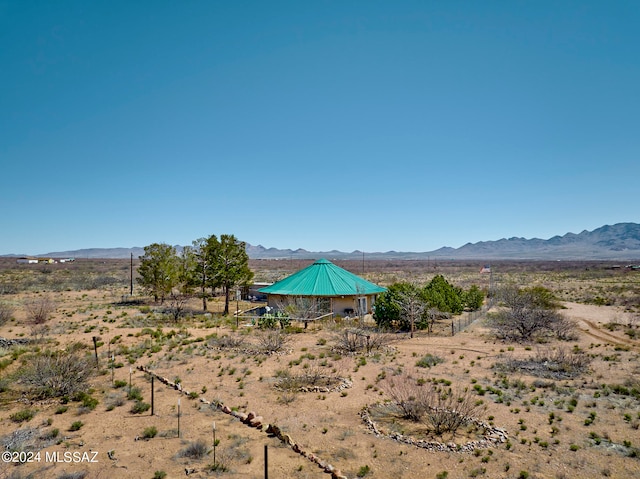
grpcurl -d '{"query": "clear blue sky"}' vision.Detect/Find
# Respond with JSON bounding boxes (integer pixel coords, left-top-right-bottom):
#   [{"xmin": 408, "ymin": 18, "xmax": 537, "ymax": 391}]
[{"xmin": 2, "ymin": 1, "xmax": 639, "ymax": 255}]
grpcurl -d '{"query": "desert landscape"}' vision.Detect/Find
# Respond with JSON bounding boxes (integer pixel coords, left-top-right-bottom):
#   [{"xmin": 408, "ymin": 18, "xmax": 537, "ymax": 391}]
[{"xmin": 0, "ymin": 258, "xmax": 639, "ymax": 479}]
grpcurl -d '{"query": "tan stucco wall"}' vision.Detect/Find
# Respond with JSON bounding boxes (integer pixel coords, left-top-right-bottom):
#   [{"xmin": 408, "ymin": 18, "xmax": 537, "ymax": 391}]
[{"xmin": 266, "ymin": 294, "xmax": 378, "ymax": 316}]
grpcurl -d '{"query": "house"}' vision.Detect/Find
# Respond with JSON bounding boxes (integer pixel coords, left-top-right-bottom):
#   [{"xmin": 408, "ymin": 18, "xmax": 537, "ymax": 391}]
[
  {"xmin": 16, "ymin": 257, "xmax": 38, "ymax": 264},
  {"xmin": 258, "ymin": 258, "xmax": 386, "ymax": 318}
]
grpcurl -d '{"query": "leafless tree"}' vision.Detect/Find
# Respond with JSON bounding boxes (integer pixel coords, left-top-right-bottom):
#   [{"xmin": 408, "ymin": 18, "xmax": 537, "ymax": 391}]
[
  {"xmin": 395, "ymin": 288, "xmax": 425, "ymax": 338},
  {"xmin": 166, "ymin": 289, "xmax": 190, "ymax": 322},
  {"xmin": 488, "ymin": 286, "xmax": 569, "ymax": 342}
]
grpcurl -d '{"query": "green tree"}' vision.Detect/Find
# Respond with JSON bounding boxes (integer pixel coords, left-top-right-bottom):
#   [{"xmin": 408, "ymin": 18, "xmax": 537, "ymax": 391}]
[
  {"xmin": 464, "ymin": 285, "xmax": 485, "ymax": 311},
  {"xmin": 373, "ymin": 282, "xmax": 420, "ymax": 330},
  {"xmin": 191, "ymin": 237, "xmax": 210, "ymax": 311},
  {"xmin": 209, "ymin": 234, "xmax": 253, "ymax": 316},
  {"xmin": 137, "ymin": 243, "xmax": 179, "ymax": 303},
  {"xmin": 421, "ymin": 275, "xmax": 464, "ymax": 315}
]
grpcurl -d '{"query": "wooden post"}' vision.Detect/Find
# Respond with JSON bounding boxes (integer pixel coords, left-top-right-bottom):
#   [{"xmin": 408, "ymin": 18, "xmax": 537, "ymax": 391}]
[
  {"xmin": 92, "ymin": 336, "xmax": 99, "ymax": 368},
  {"xmin": 151, "ymin": 376, "xmax": 154, "ymax": 416},
  {"xmin": 264, "ymin": 444, "xmax": 268, "ymax": 479},
  {"xmin": 177, "ymin": 398, "xmax": 181, "ymax": 438},
  {"xmin": 212, "ymin": 421, "xmax": 217, "ymax": 466}
]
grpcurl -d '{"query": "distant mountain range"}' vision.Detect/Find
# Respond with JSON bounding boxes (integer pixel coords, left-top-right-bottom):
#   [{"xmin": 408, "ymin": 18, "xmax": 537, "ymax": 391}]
[{"xmin": 6, "ymin": 223, "xmax": 640, "ymax": 261}]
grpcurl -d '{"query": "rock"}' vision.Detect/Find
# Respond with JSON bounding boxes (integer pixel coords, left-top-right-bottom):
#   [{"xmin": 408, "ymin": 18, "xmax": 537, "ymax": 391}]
[{"xmin": 249, "ymin": 416, "xmax": 263, "ymax": 428}]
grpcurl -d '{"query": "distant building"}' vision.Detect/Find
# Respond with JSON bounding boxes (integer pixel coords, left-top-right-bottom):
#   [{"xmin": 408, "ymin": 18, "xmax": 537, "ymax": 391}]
[{"xmin": 16, "ymin": 257, "xmax": 38, "ymax": 264}]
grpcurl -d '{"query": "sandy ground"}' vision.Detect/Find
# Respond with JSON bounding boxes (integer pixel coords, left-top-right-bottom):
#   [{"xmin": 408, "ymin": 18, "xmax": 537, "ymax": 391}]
[{"xmin": 1, "ymin": 292, "xmax": 639, "ymax": 479}]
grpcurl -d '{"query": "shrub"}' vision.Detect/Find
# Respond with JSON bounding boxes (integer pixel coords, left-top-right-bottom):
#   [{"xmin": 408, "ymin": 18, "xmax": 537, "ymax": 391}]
[
  {"xmin": 178, "ymin": 439, "xmax": 209, "ymax": 459},
  {"xmin": 357, "ymin": 465, "xmax": 371, "ymax": 477},
  {"xmin": 416, "ymin": 354, "xmax": 444, "ymax": 368},
  {"xmin": 69, "ymin": 421, "xmax": 84, "ymax": 431},
  {"xmin": 20, "ymin": 351, "xmax": 93, "ymax": 399},
  {"xmin": 143, "ymin": 426, "xmax": 158, "ymax": 439},
  {"xmin": 10, "ymin": 408, "xmax": 36, "ymax": 423},
  {"xmin": 127, "ymin": 386, "xmax": 143, "ymax": 401},
  {"xmin": 131, "ymin": 401, "xmax": 151, "ymax": 414}
]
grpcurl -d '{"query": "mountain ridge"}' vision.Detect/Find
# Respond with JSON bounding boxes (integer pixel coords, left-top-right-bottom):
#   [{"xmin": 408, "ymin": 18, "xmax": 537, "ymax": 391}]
[{"xmin": 4, "ymin": 223, "xmax": 640, "ymax": 260}]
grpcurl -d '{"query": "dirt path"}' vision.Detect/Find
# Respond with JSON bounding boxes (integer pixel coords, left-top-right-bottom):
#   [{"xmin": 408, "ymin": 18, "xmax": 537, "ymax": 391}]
[{"xmin": 562, "ymin": 302, "xmax": 640, "ymax": 351}]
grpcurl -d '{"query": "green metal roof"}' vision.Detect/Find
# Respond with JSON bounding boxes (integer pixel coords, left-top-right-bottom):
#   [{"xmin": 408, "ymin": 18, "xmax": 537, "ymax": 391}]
[{"xmin": 258, "ymin": 259, "xmax": 386, "ymax": 297}]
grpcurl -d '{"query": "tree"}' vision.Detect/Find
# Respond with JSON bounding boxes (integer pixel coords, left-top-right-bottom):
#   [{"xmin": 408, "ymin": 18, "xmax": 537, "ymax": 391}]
[
  {"xmin": 464, "ymin": 285, "xmax": 485, "ymax": 311},
  {"xmin": 191, "ymin": 237, "xmax": 210, "ymax": 311},
  {"xmin": 208, "ymin": 234, "xmax": 254, "ymax": 316},
  {"xmin": 421, "ymin": 275, "xmax": 464, "ymax": 315},
  {"xmin": 488, "ymin": 286, "xmax": 572, "ymax": 342},
  {"xmin": 137, "ymin": 243, "xmax": 179, "ymax": 303},
  {"xmin": 395, "ymin": 285, "xmax": 425, "ymax": 338},
  {"xmin": 373, "ymin": 282, "xmax": 419, "ymax": 330}
]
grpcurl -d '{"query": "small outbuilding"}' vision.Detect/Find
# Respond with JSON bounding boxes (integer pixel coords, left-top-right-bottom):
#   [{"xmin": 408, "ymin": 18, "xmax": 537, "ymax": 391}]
[{"xmin": 258, "ymin": 258, "xmax": 386, "ymax": 318}]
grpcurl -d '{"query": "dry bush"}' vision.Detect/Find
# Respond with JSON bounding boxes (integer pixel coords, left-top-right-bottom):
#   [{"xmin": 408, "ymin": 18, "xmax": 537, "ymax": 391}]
[
  {"xmin": 0, "ymin": 302, "xmax": 14, "ymax": 326},
  {"xmin": 332, "ymin": 326, "xmax": 392, "ymax": 354},
  {"xmin": 382, "ymin": 374, "xmax": 484, "ymax": 435},
  {"xmin": 20, "ymin": 351, "xmax": 93, "ymax": 399},
  {"xmin": 24, "ymin": 296, "xmax": 55, "ymax": 325},
  {"xmin": 257, "ymin": 330, "xmax": 289, "ymax": 353},
  {"xmin": 497, "ymin": 347, "xmax": 591, "ymax": 380},
  {"xmin": 208, "ymin": 334, "xmax": 245, "ymax": 350},
  {"xmin": 382, "ymin": 375, "xmax": 426, "ymax": 421},
  {"xmin": 178, "ymin": 439, "xmax": 209, "ymax": 459}
]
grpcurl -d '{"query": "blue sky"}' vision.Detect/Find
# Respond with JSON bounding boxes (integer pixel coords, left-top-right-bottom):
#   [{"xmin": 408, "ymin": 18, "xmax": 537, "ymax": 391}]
[{"xmin": 2, "ymin": 1, "xmax": 639, "ymax": 255}]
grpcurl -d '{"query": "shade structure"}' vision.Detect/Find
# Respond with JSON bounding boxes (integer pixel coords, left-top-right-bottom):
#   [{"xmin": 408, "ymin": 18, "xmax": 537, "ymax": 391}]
[{"xmin": 258, "ymin": 258, "xmax": 386, "ymax": 297}]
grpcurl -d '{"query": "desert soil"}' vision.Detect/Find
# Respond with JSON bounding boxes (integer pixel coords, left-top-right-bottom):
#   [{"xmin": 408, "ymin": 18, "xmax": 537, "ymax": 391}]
[{"xmin": 1, "ymin": 290, "xmax": 639, "ymax": 479}]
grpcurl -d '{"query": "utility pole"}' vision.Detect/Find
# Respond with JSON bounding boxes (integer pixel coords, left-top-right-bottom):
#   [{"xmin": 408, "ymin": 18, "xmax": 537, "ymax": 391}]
[{"xmin": 130, "ymin": 253, "xmax": 133, "ymax": 296}]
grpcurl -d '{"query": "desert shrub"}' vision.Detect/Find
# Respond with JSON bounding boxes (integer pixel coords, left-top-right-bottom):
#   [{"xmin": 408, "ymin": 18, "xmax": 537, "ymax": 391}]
[
  {"xmin": 382, "ymin": 374, "xmax": 483, "ymax": 435},
  {"xmin": 496, "ymin": 347, "xmax": 591, "ymax": 379},
  {"xmin": 416, "ymin": 354, "xmax": 444, "ymax": 368},
  {"xmin": 10, "ymin": 409, "xmax": 36, "ymax": 423},
  {"xmin": 209, "ymin": 334, "xmax": 245, "ymax": 349},
  {"xmin": 142, "ymin": 426, "xmax": 158, "ymax": 439},
  {"xmin": 178, "ymin": 439, "xmax": 209, "ymax": 459},
  {"xmin": 257, "ymin": 330, "xmax": 290, "ymax": 353},
  {"xmin": 75, "ymin": 392, "xmax": 98, "ymax": 411},
  {"xmin": 20, "ymin": 351, "xmax": 92, "ymax": 399},
  {"xmin": 127, "ymin": 386, "xmax": 143, "ymax": 401},
  {"xmin": 113, "ymin": 379, "xmax": 128, "ymax": 388},
  {"xmin": 130, "ymin": 401, "xmax": 151, "ymax": 414},
  {"xmin": 0, "ymin": 301, "xmax": 14, "ymax": 325},
  {"xmin": 24, "ymin": 296, "xmax": 55, "ymax": 325},
  {"xmin": 332, "ymin": 327, "xmax": 391, "ymax": 353},
  {"xmin": 69, "ymin": 421, "xmax": 83, "ymax": 431}
]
